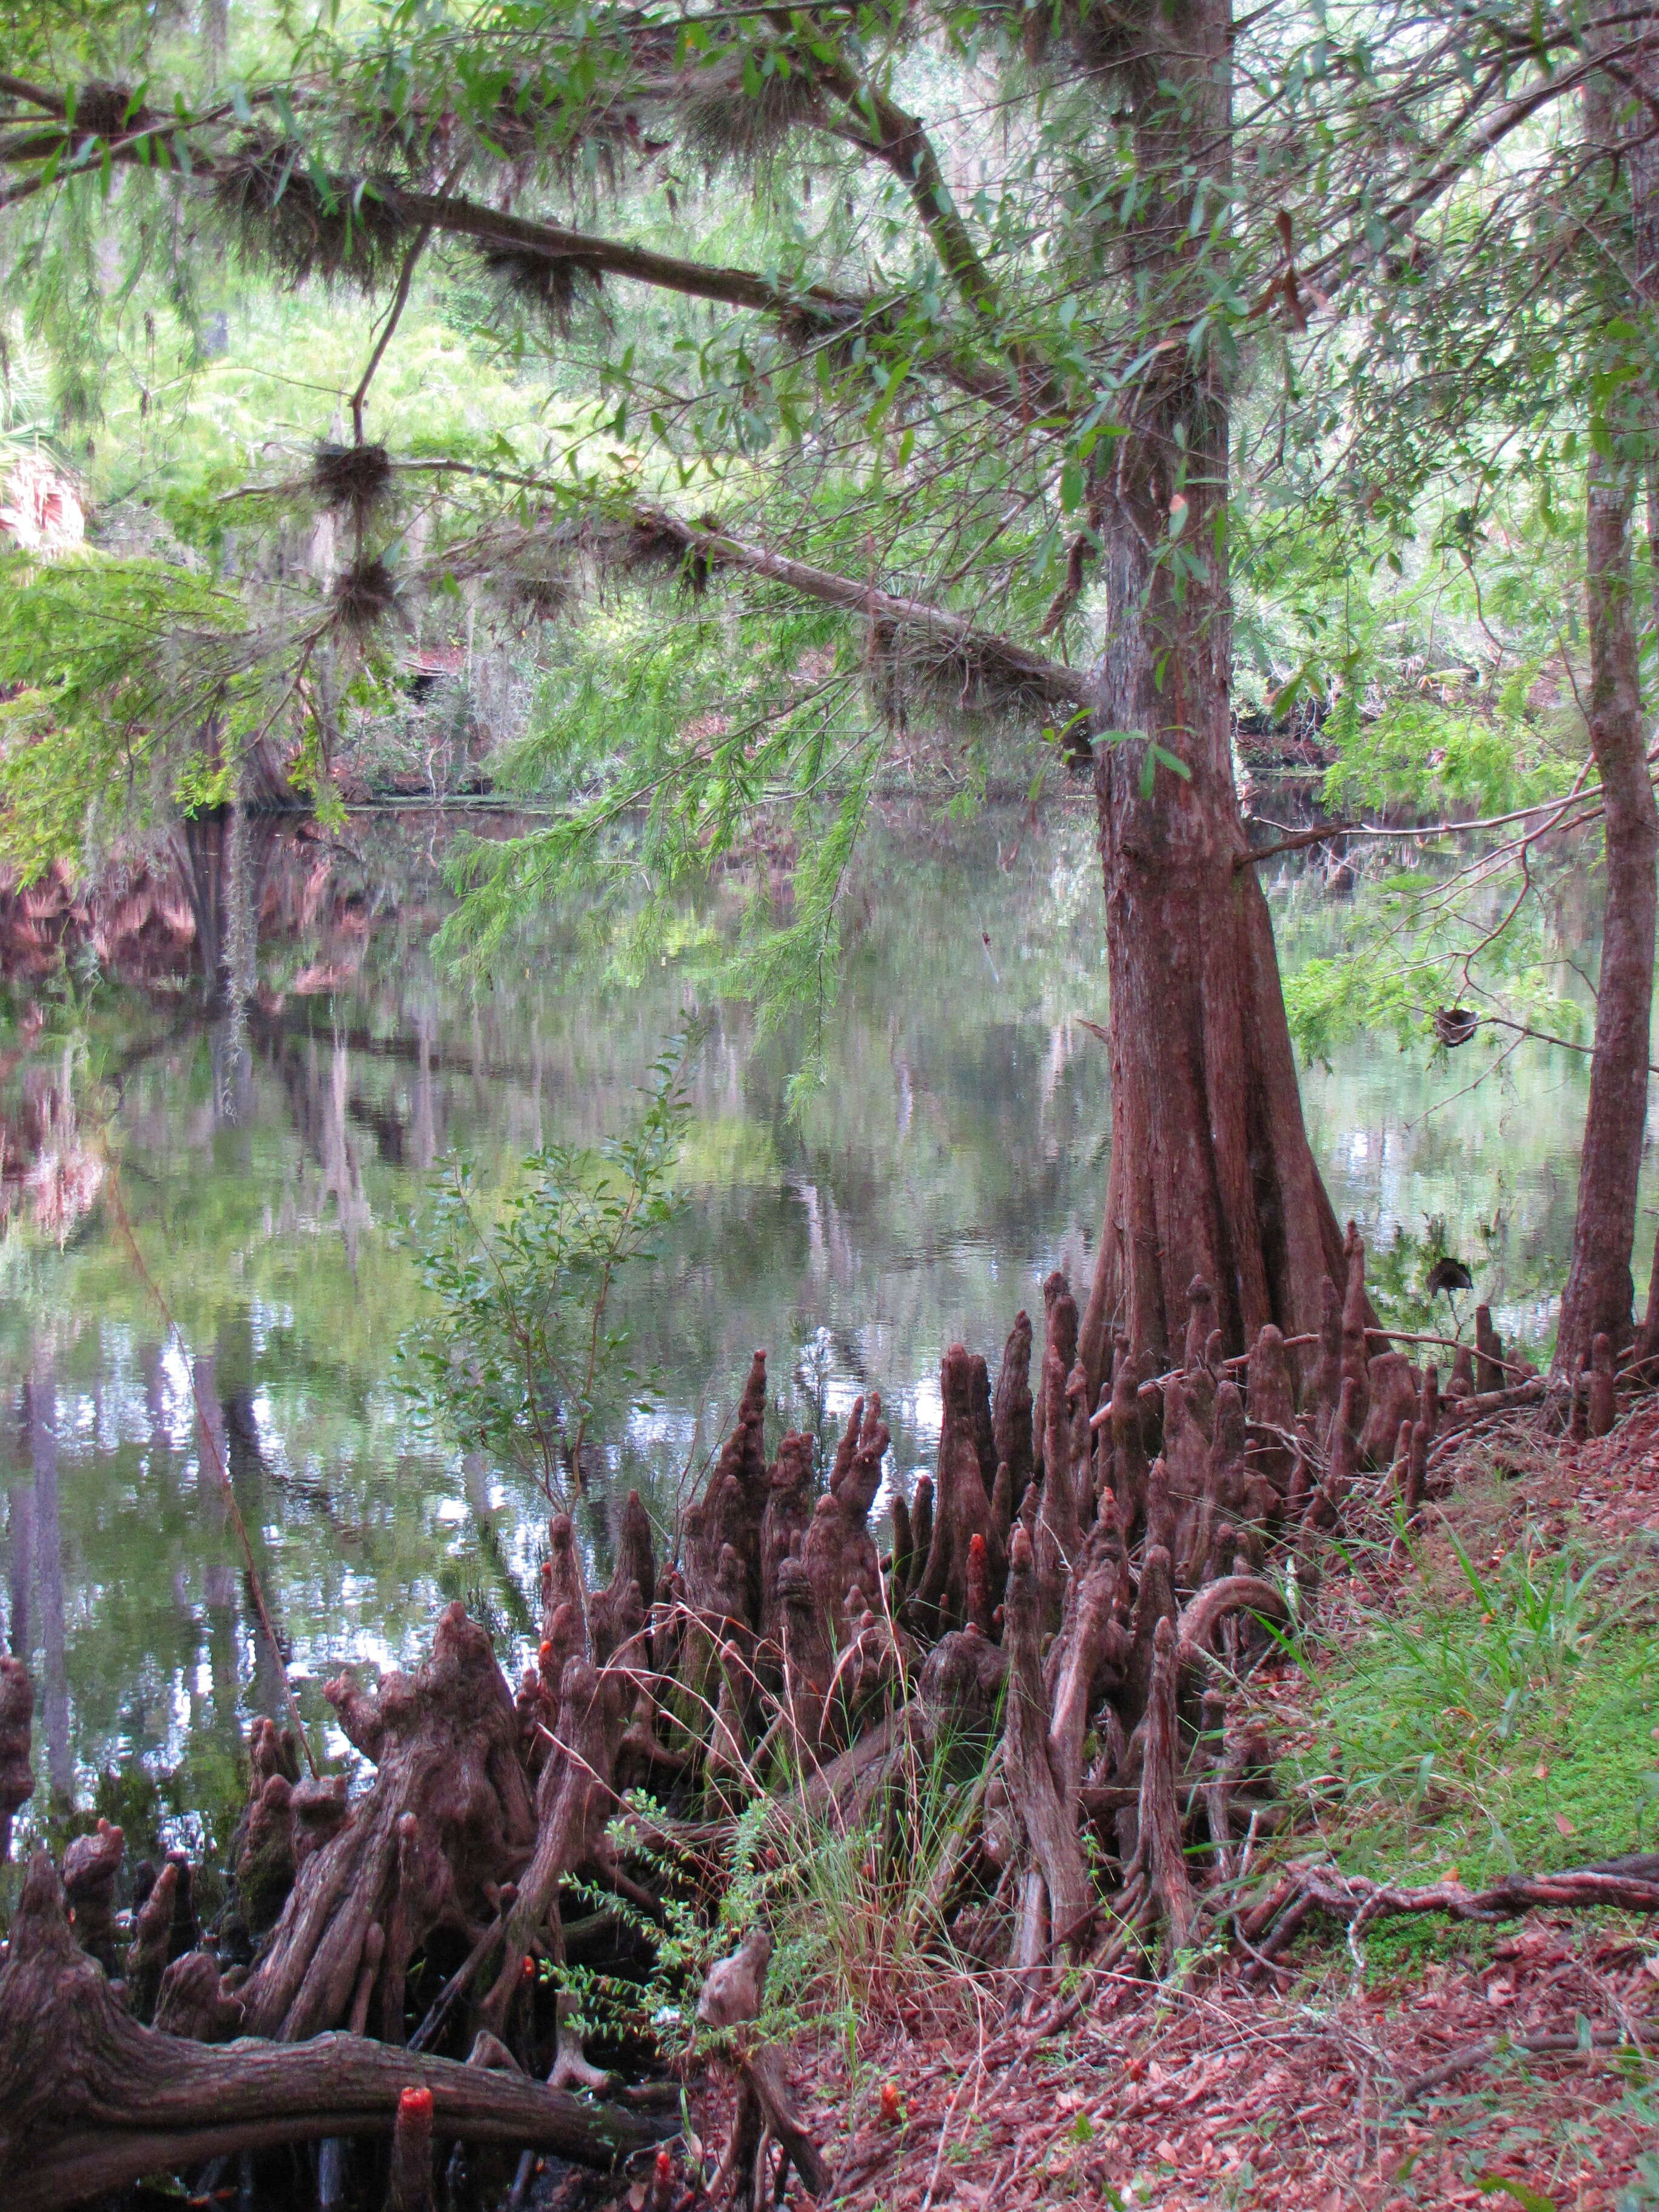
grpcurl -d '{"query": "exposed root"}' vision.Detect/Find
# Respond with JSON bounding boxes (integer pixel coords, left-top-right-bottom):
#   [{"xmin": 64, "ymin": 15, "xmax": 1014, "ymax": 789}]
[
  {"xmin": 697, "ymin": 1929, "xmax": 830, "ymax": 2209},
  {"xmin": 8, "ymin": 1223, "xmax": 1654, "ymax": 2204},
  {"xmin": 0, "ymin": 1853, "xmax": 671, "ymax": 2212}
]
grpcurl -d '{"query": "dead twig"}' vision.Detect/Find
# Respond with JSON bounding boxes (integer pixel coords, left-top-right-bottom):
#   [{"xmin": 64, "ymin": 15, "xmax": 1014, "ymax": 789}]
[{"xmin": 1394, "ymin": 2020, "xmax": 1649, "ymax": 2104}]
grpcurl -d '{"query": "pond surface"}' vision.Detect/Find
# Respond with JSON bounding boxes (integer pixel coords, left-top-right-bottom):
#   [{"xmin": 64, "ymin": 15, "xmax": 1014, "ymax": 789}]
[{"xmin": 0, "ymin": 799, "xmax": 1646, "ymax": 1854}]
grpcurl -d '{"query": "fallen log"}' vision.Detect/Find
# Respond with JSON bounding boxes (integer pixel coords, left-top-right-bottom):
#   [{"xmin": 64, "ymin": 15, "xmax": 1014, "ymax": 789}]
[
  {"xmin": 0, "ymin": 1852, "xmax": 672, "ymax": 2212},
  {"xmin": 1244, "ymin": 1852, "xmax": 1659, "ymax": 1977}
]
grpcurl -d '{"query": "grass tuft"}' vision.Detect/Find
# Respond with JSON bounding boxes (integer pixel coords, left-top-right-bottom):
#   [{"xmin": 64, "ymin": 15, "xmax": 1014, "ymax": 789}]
[
  {"xmin": 563, "ymin": 1729, "xmax": 997, "ymax": 2075},
  {"xmin": 1272, "ymin": 1516, "xmax": 1659, "ymax": 1966}
]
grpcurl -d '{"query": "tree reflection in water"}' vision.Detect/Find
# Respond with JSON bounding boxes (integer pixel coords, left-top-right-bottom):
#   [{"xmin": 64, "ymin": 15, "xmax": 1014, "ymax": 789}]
[{"xmin": 0, "ymin": 799, "xmax": 1628, "ymax": 1859}]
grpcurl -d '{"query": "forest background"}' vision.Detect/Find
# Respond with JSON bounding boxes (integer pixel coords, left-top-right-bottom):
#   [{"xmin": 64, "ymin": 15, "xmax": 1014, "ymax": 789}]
[{"xmin": 1, "ymin": 0, "xmax": 1652, "ymax": 1362}]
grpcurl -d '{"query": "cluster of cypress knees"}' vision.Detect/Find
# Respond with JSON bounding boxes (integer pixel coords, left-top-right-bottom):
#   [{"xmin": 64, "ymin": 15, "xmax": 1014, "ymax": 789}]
[{"xmin": 0, "ymin": 1227, "xmax": 1575, "ymax": 2210}]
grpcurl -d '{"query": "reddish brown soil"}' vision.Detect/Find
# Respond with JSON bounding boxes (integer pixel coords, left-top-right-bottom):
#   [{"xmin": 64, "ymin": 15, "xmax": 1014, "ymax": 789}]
[{"xmin": 783, "ymin": 1917, "xmax": 1656, "ymax": 2211}]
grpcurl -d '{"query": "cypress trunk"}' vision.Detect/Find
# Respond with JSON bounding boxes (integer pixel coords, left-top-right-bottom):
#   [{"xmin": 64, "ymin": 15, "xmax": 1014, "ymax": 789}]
[
  {"xmin": 1556, "ymin": 54, "xmax": 1659, "ymax": 1373},
  {"xmin": 1077, "ymin": 0, "xmax": 1347, "ymax": 1382},
  {"xmin": 1555, "ymin": 452, "xmax": 1657, "ymax": 1370}
]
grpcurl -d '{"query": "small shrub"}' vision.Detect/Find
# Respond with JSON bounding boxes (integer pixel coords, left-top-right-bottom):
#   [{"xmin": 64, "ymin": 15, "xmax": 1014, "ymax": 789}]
[{"xmin": 398, "ymin": 1028, "xmax": 699, "ymax": 1503}]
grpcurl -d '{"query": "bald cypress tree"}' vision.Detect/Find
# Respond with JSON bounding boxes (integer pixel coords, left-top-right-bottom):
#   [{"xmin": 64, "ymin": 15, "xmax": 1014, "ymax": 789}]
[{"xmin": 1, "ymin": 1, "xmax": 1623, "ymax": 1362}]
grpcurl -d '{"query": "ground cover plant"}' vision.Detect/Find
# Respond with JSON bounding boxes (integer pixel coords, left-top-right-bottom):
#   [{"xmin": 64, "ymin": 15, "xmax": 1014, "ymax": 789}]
[{"xmin": 1281, "ymin": 1520, "xmax": 1659, "ymax": 1900}]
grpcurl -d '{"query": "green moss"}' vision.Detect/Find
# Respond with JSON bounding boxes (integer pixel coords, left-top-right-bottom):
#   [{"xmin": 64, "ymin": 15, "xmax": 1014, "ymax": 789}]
[{"xmin": 1358, "ymin": 1912, "xmax": 1497, "ymax": 1982}]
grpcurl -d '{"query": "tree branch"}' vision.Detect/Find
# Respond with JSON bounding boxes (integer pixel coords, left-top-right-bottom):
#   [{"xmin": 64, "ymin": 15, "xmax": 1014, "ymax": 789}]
[
  {"xmin": 0, "ymin": 90, "xmax": 1026, "ymax": 413},
  {"xmin": 813, "ymin": 66, "xmax": 1000, "ymax": 315},
  {"xmin": 395, "ymin": 186, "xmax": 1025, "ymax": 411},
  {"xmin": 394, "ymin": 186, "xmax": 870, "ymax": 330},
  {"xmin": 1301, "ymin": 43, "xmax": 1638, "ymax": 300},
  {"xmin": 1235, "ymin": 820, "xmax": 1358, "ymax": 870},
  {"xmin": 350, "ymin": 224, "xmax": 434, "ymax": 444},
  {"xmin": 0, "ymin": 73, "xmax": 61, "ymax": 112},
  {"xmin": 611, "ymin": 502, "xmax": 1095, "ymax": 713}
]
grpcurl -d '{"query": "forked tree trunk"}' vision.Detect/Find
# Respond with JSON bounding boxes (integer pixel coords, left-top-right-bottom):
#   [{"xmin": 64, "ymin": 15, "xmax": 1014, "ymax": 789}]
[
  {"xmin": 1557, "ymin": 56, "xmax": 1659, "ymax": 1375},
  {"xmin": 1078, "ymin": 0, "xmax": 1346, "ymax": 1382}
]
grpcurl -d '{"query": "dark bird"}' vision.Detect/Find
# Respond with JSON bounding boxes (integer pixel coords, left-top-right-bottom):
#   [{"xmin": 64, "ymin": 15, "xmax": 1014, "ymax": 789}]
[
  {"xmin": 1426, "ymin": 1252, "xmax": 1475, "ymax": 1334},
  {"xmin": 1434, "ymin": 1006, "xmax": 1480, "ymax": 1048}
]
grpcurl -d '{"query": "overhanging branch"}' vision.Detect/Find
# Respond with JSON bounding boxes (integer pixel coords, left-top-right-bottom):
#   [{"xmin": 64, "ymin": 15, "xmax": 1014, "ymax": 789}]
[
  {"xmin": 394, "ymin": 187, "xmax": 869, "ymax": 330},
  {"xmin": 614, "ymin": 503, "xmax": 1097, "ymax": 716},
  {"xmin": 0, "ymin": 92, "xmax": 1024, "ymax": 411}
]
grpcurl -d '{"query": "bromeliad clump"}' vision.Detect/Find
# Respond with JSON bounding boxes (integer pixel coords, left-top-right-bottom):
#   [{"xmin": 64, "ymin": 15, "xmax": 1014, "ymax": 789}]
[
  {"xmin": 310, "ymin": 441, "xmax": 394, "ymax": 523},
  {"xmin": 331, "ymin": 554, "xmax": 401, "ymax": 634}
]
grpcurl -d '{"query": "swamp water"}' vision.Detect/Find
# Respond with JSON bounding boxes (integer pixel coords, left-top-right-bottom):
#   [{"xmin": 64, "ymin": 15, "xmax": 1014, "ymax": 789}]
[{"xmin": 0, "ymin": 799, "xmax": 1643, "ymax": 1857}]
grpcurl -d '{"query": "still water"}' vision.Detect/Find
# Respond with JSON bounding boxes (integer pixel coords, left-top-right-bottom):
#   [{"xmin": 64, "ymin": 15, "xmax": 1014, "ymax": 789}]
[{"xmin": 0, "ymin": 800, "xmax": 1643, "ymax": 1851}]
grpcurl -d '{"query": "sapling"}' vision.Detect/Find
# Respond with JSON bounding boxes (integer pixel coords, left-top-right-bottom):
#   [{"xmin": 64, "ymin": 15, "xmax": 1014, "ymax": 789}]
[{"xmin": 400, "ymin": 1026, "xmax": 701, "ymax": 1503}]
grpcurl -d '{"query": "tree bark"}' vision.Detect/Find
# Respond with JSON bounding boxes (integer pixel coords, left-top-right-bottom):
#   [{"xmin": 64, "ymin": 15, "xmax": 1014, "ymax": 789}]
[
  {"xmin": 1078, "ymin": 0, "xmax": 1346, "ymax": 1384},
  {"xmin": 0, "ymin": 1852, "xmax": 667, "ymax": 2212},
  {"xmin": 1556, "ymin": 457, "xmax": 1657, "ymax": 1370},
  {"xmin": 0, "ymin": 1651, "xmax": 33, "ymax": 1856},
  {"xmin": 1557, "ymin": 53, "xmax": 1659, "ymax": 1375},
  {"xmin": 220, "ymin": 1600, "xmax": 538, "ymax": 2044}
]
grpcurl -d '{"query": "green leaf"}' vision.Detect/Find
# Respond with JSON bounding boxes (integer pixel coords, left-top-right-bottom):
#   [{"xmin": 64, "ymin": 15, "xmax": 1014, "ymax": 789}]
[
  {"xmin": 1137, "ymin": 742, "xmax": 1191, "ymax": 798},
  {"xmin": 1476, "ymin": 2177, "xmax": 1556, "ymax": 2212}
]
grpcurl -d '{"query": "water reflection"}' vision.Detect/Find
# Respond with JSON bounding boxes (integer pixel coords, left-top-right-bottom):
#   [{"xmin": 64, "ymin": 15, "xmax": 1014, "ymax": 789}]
[{"xmin": 0, "ymin": 801, "xmax": 1646, "ymax": 1847}]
